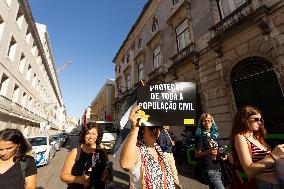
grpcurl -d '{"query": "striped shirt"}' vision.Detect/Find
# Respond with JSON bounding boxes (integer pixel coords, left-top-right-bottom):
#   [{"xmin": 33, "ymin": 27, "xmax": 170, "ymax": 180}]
[{"xmin": 245, "ymin": 137, "xmax": 274, "ymax": 173}]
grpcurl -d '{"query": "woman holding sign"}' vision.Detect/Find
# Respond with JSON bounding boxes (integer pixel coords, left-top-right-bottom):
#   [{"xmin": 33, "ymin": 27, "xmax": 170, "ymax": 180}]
[
  {"xmin": 195, "ymin": 113, "xmax": 226, "ymax": 189},
  {"xmin": 120, "ymin": 106, "xmax": 176, "ymax": 189}
]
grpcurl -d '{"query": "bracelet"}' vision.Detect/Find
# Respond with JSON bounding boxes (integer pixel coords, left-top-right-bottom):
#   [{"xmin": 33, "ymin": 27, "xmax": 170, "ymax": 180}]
[
  {"xmin": 129, "ymin": 132, "xmax": 137, "ymax": 135},
  {"xmin": 269, "ymin": 154, "xmax": 277, "ymax": 162}
]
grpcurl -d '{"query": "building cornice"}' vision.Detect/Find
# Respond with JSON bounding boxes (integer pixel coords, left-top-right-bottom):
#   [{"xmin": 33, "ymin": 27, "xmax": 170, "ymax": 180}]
[{"xmin": 112, "ymin": 0, "xmax": 161, "ymax": 63}]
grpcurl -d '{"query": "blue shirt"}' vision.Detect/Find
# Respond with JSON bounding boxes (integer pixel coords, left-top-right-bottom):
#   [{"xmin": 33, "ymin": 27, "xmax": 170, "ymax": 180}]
[{"xmin": 157, "ymin": 129, "xmax": 172, "ymax": 153}]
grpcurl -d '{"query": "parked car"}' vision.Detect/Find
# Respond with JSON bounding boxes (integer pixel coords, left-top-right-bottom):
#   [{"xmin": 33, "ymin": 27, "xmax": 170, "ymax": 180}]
[
  {"xmin": 58, "ymin": 132, "xmax": 68, "ymax": 146},
  {"xmin": 27, "ymin": 136, "xmax": 56, "ymax": 166},
  {"xmin": 92, "ymin": 121, "xmax": 117, "ymax": 150},
  {"xmin": 50, "ymin": 134, "xmax": 61, "ymax": 151}
]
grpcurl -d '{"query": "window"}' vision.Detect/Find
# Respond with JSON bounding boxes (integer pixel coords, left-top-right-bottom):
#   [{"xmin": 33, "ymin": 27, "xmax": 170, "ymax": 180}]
[
  {"xmin": 176, "ymin": 19, "xmax": 190, "ymax": 51},
  {"xmin": 31, "ymin": 42, "xmax": 38, "ymax": 56},
  {"xmin": 32, "ymin": 73, "xmax": 37, "ymax": 87},
  {"xmin": 21, "ymin": 92, "xmax": 27, "ymax": 107},
  {"xmin": 126, "ymin": 74, "xmax": 131, "ymax": 90},
  {"xmin": 138, "ymin": 62, "xmax": 144, "ymax": 81},
  {"xmin": 218, "ymin": 0, "xmax": 246, "ymax": 18},
  {"xmin": 18, "ymin": 53, "xmax": 26, "ymax": 73},
  {"xmin": 0, "ymin": 73, "xmax": 9, "ymax": 96},
  {"xmin": 152, "ymin": 17, "xmax": 159, "ymax": 32},
  {"xmin": 26, "ymin": 64, "xmax": 32, "ymax": 81},
  {"xmin": 153, "ymin": 45, "xmax": 161, "ymax": 69},
  {"xmin": 25, "ymin": 28, "xmax": 31, "ymax": 44},
  {"xmin": 0, "ymin": 15, "xmax": 4, "ymax": 41},
  {"xmin": 12, "ymin": 84, "xmax": 20, "ymax": 103},
  {"xmin": 172, "ymin": 0, "xmax": 180, "ymax": 6},
  {"xmin": 27, "ymin": 97, "xmax": 33, "ymax": 110},
  {"xmin": 7, "ymin": 36, "xmax": 17, "ymax": 61},
  {"xmin": 16, "ymin": 7, "xmax": 24, "ymax": 28},
  {"xmin": 234, "ymin": 0, "xmax": 246, "ymax": 8}
]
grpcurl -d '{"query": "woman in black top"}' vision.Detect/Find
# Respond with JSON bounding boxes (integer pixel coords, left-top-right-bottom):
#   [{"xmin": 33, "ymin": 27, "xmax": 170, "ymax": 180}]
[
  {"xmin": 195, "ymin": 113, "xmax": 226, "ymax": 189},
  {"xmin": 61, "ymin": 123, "xmax": 108, "ymax": 189},
  {"xmin": 0, "ymin": 128, "xmax": 37, "ymax": 189}
]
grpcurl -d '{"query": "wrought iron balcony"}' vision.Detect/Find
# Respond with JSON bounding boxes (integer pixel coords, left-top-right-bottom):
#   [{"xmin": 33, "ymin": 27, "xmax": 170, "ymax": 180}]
[
  {"xmin": 209, "ymin": 0, "xmax": 263, "ymax": 38},
  {"xmin": 0, "ymin": 95, "xmax": 12, "ymax": 113},
  {"xmin": 0, "ymin": 95, "xmax": 45, "ymax": 123},
  {"xmin": 170, "ymin": 42, "xmax": 198, "ymax": 70}
]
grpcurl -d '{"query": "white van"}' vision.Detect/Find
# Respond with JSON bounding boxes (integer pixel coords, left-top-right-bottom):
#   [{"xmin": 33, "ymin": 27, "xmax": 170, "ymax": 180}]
[{"xmin": 93, "ymin": 121, "xmax": 117, "ymax": 150}]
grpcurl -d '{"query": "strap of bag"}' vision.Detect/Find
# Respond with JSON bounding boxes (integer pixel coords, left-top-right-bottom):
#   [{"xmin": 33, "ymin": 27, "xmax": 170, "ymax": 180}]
[
  {"xmin": 20, "ymin": 160, "xmax": 28, "ymax": 179},
  {"xmin": 158, "ymin": 155, "xmax": 167, "ymax": 189},
  {"xmin": 75, "ymin": 147, "xmax": 82, "ymax": 161},
  {"xmin": 163, "ymin": 127, "xmax": 174, "ymax": 147}
]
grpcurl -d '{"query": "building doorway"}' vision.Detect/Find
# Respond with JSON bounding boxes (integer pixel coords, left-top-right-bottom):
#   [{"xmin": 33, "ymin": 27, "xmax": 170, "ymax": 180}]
[{"xmin": 231, "ymin": 56, "xmax": 284, "ymax": 133}]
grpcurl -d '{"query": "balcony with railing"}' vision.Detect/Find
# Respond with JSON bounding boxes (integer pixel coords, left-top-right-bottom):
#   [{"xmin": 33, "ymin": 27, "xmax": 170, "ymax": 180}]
[
  {"xmin": 209, "ymin": 0, "xmax": 266, "ymax": 38},
  {"xmin": 170, "ymin": 42, "xmax": 198, "ymax": 70},
  {"xmin": 0, "ymin": 95, "xmax": 51, "ymax": 125}
]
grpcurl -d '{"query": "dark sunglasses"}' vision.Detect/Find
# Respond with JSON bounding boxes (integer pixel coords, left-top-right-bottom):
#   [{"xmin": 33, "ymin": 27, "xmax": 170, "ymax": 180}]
[
  {"xmin": 250, "ymin": 117, "xmax": 263, "ymax": 123},
  {"xmin": 148, "ymin": 126, "xmax": 163, "ymax": 131}
]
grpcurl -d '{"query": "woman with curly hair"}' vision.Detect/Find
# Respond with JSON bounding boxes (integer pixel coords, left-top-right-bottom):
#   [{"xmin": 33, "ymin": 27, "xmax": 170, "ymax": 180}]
[
  {"xmin": 230, "ymin": 106, "xmax": 284, "ymax": 189},
  {"xmin": 120, "ymin": 106, "xmax": 176, "ymax": 189},
  {"xmin": 0, "ymin": 128, "xmax": 37, "ymax": 189},
  {"xmin": 195, "ymin": 113, "xmax": 226, "ymax": 189},
  {"xmin": 61, "ymin": 122, "xmax": 108, "ymax": 189}
]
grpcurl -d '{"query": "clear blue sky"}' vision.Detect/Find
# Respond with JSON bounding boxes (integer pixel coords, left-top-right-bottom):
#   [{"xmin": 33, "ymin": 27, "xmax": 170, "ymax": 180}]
[{"xmin": 29, "ymin": 0, "xmax": 147, "ymax": 120}]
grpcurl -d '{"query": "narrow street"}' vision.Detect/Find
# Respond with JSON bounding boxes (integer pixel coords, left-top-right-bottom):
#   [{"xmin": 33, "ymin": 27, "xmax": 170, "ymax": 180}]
[
  {"xmin": 36, "ymin": 135, "xmax": 209, "ymax": 189},
  {"xmin": 36, "ymin": 136, "xmax": 80, "ymax": 189}
]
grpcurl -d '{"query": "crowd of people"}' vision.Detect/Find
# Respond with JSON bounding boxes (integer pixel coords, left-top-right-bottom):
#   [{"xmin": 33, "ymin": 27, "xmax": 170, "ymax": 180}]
[{"xmin": 0, "ymin": 105, "xmax": 283, "ymax": 189}]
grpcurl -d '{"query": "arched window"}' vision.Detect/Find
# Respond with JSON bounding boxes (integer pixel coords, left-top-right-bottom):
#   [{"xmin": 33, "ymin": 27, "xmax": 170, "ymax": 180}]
[
  {"xmin": 230, "ymin": 56, "xmax": 284, "ymax": 134},
  {"xmin": 231, "ymin": 56, "xmax": 272, "ymax": 82}
]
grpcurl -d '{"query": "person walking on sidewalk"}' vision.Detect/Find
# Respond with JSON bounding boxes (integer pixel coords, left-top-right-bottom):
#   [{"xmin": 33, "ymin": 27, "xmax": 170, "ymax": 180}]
[
  {"xmin": 157, "ymin": 126, "xmax": 181, "ymax": 188},
  {"xmin": 120, "ymin": 106, "xmax": 176, "ymax": 189},
  {"xmin": 230, "ymin": 106, "xmax": 284, "ymax": 189},
  {"xmin": 61, "ymin": 123, "xmax": 108, "ymax": 189},
  {"xmin": 0, "ymin": 128, "xmax": 37, "ymax": 189},
  {"xmin": 195, "ymin": 113, "xmax": 226, "ymax": 189}
]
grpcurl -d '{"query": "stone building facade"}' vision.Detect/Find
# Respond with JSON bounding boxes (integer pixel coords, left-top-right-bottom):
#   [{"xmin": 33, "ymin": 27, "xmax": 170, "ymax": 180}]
[
  {"xmin": 90, "ymin": 79, "xmax": 115, "ymax": 122},
  {"xmin": 113, "ymin": 0, "xmax": 284, "ymax": 138},
  {"xmin": 0, "ymin": 0, "xmax": 66, "ymax": 136}
]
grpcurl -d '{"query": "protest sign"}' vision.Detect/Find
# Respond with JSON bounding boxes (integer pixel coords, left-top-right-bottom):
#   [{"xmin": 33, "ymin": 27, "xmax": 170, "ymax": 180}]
[{"xmin": 137, "ymin": 82, "xmax": 196, "ymax": 126}]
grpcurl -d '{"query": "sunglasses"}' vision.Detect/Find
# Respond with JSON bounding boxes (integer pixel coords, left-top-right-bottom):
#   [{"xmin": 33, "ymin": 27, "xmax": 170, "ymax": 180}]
[
  {"xmin": 148, "ymin": 126, "xmax": 163, "ymax": 131},
  {"xmin": 250, "ymin": 117, "xmax": 263, "ymax": 123}
]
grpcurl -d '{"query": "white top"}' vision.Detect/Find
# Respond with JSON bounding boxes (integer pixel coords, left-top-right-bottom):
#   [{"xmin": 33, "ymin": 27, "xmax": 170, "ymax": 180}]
[
  {"xmin": 114, "ymin": 139, "xmax": 142, "ymax": 189},
  {"xmin": 129, "ymin": 160, "xmax": 142, "ymax": 189}
]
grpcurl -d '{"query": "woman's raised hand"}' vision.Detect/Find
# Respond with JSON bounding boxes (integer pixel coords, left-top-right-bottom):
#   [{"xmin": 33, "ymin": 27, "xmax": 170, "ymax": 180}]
[
  {"xmin": 271, "ymin": 144, "xmax": 284, "ymax": 160},
  {"xmin": 128, "ymin": 106, "xmax": 143, "ymax": 129}
]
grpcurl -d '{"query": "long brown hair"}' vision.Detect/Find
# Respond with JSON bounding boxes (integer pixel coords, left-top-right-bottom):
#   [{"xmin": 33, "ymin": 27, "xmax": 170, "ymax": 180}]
[{"xmin": 230, "ymin": 106, "xmax": 270, "ymax": 162}]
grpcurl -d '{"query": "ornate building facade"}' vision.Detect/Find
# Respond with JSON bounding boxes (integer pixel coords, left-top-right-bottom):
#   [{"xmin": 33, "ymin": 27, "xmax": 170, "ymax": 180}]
[
  {"xmin": 0, "ymin": 0, "xmax": 66, "ymax": 136},
  {"xmin": 90, "ymin": 79, "xmax": 115, "ymax": 122},
  {"xmin": 113, "ymin": 0, "xmax": 284, "ymax": 138}
]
